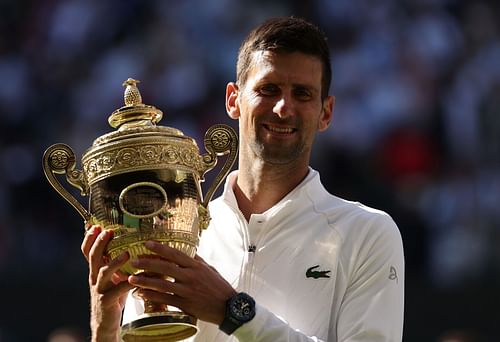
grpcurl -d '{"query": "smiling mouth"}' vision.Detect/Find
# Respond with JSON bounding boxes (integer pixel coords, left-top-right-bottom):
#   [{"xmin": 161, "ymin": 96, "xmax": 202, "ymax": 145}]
[{"xmin": 264, "ymin": 124, "xmax": 296, "ymax": 134}]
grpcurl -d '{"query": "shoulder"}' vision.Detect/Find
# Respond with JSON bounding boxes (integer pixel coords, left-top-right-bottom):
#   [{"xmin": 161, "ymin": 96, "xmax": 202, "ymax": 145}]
[
  {"xmin": 333, "ymin": 197, "xmax": 399, "ymax": 246},
  {"xmin": 207, "ymin": 195, "xmax": 231, "ymax": 215},
  {"xmin": 305, "ymin": 177, "xmax": 398, "ymax": 234},
  {"xmin": 325, "ymin": 198, "xmax": 404, "ymax": 277},
  {"xmin": 306, "ymin": 180, "xmax": 401, "ymax": 252},
  {"xmin": 315, "ymin": 195, "xmax": 405, "ymax": 288}
]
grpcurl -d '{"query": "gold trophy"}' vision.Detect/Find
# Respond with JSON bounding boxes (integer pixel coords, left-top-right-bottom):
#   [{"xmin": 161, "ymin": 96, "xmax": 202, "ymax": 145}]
[{"xmin": 43, "ymin": 78, "xmax": 238, "ymax": 341}]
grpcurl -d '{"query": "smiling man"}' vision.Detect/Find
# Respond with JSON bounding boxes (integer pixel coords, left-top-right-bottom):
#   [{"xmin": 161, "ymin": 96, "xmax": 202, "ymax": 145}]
[{"xmin": 82, "ymin": 16, "xmax": 404, "ymax": 342}]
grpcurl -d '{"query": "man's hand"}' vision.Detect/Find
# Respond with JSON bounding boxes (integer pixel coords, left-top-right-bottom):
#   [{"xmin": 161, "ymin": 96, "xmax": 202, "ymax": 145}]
[
  {"xmin": 81, "ymin": 225, "xmax": 134, "ymax": 342},
  {"xmin": 128, "ymin": 240, "xmax": 237, "ymax": 326}
]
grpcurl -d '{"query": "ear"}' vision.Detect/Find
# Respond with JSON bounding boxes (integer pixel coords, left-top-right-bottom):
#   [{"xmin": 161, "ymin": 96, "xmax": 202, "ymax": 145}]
[
  {"xmin": 226, "ymin": 82, "xmax": 240, "ymax": 120},
  {"xmin": 318, "ymin": 95, "xmax": 334, "ymax": 132}
]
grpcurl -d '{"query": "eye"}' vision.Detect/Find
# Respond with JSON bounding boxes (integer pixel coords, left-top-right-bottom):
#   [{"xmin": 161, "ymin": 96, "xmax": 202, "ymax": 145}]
[
  {"xmin": 293, "ymin": 87, "xmax": 312, "ymax": 100},
  {"xmin": 259, "ymin": 84, "xmax": 280, "ymax": 96}
]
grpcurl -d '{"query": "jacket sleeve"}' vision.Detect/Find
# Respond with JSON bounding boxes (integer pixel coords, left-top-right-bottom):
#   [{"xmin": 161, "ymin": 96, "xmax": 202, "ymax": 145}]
[
  {"xmin": 234, "ymin": 214, "xmax": 404, "ymax": 342},
  {"xmin": 336, "ymin": 214, "xmax": 405, "ymax": 341},
  {"xmin": 233, "ymin": 304, "xmax": 325, "ymax": 342}
]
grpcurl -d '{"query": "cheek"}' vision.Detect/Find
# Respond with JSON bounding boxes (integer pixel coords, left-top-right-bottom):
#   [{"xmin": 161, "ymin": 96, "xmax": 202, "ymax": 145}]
[
  {"xmin": 239, "ymin": 98, "xmax": 268, "ymax": 126},
  {"xmin": 245, "ymin": 94, "xmax": 268, "ymax": 112},
  {"xmin": 302, "ymin": 109, "xmax": 325, "ymax": 136},
  {"xmin": 238, "ymin": 112, "xmax": 256, "ymax": 138}
]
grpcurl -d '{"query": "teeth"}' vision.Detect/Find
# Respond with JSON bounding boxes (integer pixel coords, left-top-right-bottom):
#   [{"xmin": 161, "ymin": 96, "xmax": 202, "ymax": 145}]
[{"xmin": 267, "ymin": 125, "xmax": 294, "ymax": 133}]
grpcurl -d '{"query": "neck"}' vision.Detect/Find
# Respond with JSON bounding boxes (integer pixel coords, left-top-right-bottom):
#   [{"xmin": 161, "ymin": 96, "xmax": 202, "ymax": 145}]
[{"xmin": 234, "ymin": 158, "xmax": 309, "ymax": 221}]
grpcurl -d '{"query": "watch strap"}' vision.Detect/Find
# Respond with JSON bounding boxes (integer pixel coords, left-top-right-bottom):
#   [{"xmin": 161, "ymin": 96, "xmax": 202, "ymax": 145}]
[{"xmin": 219, "ymin": 313, "xmax": 242, "ymax": 335}]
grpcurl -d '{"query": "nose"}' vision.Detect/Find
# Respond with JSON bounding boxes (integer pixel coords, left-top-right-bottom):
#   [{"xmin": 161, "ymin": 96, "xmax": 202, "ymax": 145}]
[{"xmin": 273, "ymin": 96, "xmax": 293, "ymax": 118}]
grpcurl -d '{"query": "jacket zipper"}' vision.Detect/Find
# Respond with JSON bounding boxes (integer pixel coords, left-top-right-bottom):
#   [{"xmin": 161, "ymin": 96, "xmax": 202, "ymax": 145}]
[{"xmin": 230, "ymin": 204, "xmax": 254, "ymax": 292}]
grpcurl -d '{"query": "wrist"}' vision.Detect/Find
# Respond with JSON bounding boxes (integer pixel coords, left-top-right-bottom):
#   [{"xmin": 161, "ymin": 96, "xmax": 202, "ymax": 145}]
[
  {"xmin": 90, "ymin": 312, "xmax": 122, "ymax": 342},
  {"xmin": 91, "ymin": 327, "xmax": 121, "ymax": 342}
]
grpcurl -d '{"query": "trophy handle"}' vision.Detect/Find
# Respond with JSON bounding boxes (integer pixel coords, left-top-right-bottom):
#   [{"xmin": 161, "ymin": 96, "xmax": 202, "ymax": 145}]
[
  {"xmin": 43, "ymin": 143, "xmax": 91, "ymax": 222},
  {"xmin": 201, "ymin": 124, "xmax": 238, "ymax": 207}
]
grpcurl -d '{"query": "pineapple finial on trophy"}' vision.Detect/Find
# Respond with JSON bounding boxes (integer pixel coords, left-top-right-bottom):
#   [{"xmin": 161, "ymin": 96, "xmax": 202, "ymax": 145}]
[
  {"xmin": 107, "ymin": 78, "xmax": 163, "ymax": 129},
  {"xmin": 122, "ymin": 78, "xmax": 142, "ymax": 106}
]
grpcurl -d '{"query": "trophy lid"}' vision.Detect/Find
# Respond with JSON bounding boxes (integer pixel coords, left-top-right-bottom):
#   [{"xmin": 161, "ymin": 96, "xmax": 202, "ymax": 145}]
[
  {"xmin": 82, "ymin": 78, "xmax": 205, "ymax": 186},
  {"xmin": 91, "ymin": 78, "xmax": 187, "ymax": 146}
]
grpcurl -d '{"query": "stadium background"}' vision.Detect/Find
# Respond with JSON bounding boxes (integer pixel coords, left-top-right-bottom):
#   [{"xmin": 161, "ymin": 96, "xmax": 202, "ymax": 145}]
[{"xmin": 0, "ymin": 0, "xmax": 499, "ymax": 341}]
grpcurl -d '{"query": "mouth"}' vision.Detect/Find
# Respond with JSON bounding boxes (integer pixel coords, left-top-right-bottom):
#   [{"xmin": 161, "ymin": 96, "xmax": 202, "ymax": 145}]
[{"xmin": 263, "ymin": 124, "xmax": 296, "ymax": 134}]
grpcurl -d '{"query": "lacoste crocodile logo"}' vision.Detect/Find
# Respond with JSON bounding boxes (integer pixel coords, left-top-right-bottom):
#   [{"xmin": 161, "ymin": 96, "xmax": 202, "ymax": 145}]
[{"xmin": 306, "ymin": 265, "xmax": 331, "ymax": 279}]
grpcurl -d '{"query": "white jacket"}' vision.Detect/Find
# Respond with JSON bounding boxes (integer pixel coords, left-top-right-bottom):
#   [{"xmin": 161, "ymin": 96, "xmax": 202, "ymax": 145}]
[{"xmin": 124, "ymin": 169, "xmax": 405, "ymax": 341}]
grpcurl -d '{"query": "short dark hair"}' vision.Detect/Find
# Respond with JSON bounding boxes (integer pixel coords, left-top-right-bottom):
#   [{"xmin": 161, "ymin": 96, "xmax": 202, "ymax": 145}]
[{"xmin": 236, "ymin": 16, "xmax": 332, "ymax": 99}]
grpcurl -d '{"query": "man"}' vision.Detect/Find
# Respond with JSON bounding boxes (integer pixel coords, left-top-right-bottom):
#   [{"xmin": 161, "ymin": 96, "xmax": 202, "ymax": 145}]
[{"xmin": 82, "ymin": 16, "xmax": 404, "ymax": 341}]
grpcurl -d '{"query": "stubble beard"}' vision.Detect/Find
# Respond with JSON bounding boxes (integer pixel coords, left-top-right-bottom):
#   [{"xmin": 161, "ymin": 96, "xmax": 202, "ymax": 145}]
[{"xmin": 249, "ymin": 134, "xmax": 306, "ymax": 166}]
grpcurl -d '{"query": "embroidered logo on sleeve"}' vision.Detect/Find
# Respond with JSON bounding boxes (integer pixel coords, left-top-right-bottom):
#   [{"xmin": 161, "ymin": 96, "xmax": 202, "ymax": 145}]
[
  {"xmin": 389, "ymin": 266, "xmax": 399, "ymax": 284},
  {"xmin": 306, "ymin": 265, "xmax": 331, "ymax": 279}
]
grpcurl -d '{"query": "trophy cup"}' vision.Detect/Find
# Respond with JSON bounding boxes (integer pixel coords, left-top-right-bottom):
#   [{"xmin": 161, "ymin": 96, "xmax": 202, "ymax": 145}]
[{"xmin": 43, "ymin": 78, "xmax": 238, "ymax": 341}]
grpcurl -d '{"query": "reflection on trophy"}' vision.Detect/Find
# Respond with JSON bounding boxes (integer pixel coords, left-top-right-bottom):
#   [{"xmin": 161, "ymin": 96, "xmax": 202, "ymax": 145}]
[{"xmin": 43, "ymin": 78, "xmax": 238, "ymax": 341}]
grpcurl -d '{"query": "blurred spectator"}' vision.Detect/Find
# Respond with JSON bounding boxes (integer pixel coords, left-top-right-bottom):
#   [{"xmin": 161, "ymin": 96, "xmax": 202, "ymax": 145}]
[
  {"xmin": 437, "ymin": 329, "xmax": 481, "ymax": 342},
  {"xmin": 47, "ymin": 327, "xmax": 85, "ymax": 342}
]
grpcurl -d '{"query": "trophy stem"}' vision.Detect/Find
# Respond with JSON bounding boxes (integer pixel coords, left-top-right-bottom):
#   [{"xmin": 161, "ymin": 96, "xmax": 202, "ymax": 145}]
[
  {"xmin": 143, "ymin": 299, "xmax": 167, "ymax": 314},
  {"xmin": 122, "ymin": 287, "xmax": 198, "ymax": 341}
]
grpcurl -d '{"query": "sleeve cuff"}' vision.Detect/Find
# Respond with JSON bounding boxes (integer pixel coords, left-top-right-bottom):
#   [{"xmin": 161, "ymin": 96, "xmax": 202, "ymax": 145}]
[{"xmin": 232, "ymin": 303, "xmax": 288, "ymax": 341}]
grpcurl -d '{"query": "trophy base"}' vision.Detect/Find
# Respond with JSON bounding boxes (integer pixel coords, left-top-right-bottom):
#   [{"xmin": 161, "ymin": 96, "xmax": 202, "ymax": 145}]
[{"xmin": 121, "ymin": 312, "xmax": 198, "ymax": 341}]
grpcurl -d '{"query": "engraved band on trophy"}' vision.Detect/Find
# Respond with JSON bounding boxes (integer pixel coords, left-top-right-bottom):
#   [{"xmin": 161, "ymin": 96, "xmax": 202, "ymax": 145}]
[{"xmin": 43, "ymin": 78, "xmax": 238, "ymax": 341}]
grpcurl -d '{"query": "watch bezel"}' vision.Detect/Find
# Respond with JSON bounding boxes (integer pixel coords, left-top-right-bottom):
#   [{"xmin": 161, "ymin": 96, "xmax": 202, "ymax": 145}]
[{"xmin": 219, "ymin": 292, "xmax": 256, "ymax": 335}]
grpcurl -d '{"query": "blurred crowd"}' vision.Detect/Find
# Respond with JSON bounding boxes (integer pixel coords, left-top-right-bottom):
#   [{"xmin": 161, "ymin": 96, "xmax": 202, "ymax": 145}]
[{"xmin": 0, "ymin": 0, "xmax": 499, "ymax": 340}]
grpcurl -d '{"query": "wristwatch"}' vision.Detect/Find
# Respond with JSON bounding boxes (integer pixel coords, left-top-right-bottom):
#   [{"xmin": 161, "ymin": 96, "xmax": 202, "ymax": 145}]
[{"xmin": 219, "ymin": 292, "xmax": 256, "ymax": 335}]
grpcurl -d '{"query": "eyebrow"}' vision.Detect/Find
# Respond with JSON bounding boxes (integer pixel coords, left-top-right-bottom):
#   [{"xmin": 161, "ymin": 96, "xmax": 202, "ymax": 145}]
[{"xmin": 256, "ymin": 77, "xmax": 319, "ymax": 90}]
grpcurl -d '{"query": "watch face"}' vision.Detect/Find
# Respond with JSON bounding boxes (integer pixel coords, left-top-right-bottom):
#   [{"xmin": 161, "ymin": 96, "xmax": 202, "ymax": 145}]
[
  {"xmin": 230, "ymin": 294, "xmax": 254, "ymax": 321},
  {"xmin": 232, "ymin": 297, "xmax": 249, "ymax": 318}
]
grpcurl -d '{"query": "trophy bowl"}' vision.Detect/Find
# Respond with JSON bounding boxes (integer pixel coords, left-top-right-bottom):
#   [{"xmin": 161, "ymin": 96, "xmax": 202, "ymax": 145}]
[{"xmin": 42, "ymin": 79, "xmax": 238, "ymax": 341}]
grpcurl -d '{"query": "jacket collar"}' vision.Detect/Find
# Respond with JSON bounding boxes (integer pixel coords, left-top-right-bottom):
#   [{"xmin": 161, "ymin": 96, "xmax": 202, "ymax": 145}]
[{"xmin": 219, "ymin": 167, "xmax": 322, "ymax": 215}]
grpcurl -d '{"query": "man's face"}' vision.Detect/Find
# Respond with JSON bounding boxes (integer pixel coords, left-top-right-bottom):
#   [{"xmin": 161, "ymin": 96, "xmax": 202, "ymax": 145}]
[{"xmin": 227, "ymin": 50, "xmax": 333, "ymax": 166}]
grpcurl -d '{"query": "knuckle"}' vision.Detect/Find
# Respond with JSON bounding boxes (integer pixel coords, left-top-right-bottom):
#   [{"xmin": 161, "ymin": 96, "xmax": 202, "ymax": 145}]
[
  {"xmin": 138, "ymin": 258, "xmax": 151, "ymax": 268},
  {"xmin": 96, "ymin": 293, "xmax": 108, "ymax": 305},
  {"xmin": 98, "ymin": 265, "xmax": 109, "ymax": 280},
  {"xmin": 184, "ymin": 270, "xmax": 196, "ymax": 282}
]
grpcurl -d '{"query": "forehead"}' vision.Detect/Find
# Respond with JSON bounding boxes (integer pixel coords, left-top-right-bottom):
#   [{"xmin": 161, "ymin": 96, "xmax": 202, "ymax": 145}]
[{"xmin": 246, "ymin": 50, "xmax": 323, "ymax": 88}]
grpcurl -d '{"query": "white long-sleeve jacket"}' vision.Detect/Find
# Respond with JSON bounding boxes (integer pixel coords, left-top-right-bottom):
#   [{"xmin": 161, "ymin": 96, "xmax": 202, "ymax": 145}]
[{"xmin": 124, "ymin": 168, "xmax": 405, "ymax": 341}]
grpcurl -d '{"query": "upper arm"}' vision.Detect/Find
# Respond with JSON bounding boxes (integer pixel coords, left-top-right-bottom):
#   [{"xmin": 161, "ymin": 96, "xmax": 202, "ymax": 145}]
[{"xmin": 337, "ymin": 214, "xmax": 405, "ymax": 342}]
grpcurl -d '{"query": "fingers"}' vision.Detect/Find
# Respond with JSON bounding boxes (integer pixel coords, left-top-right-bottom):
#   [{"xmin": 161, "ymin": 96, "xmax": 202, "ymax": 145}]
[
  {"xmin": 131, "ymin": 241, "xmax": 204, "ymax": 288},
  {"xmin": 142, "ymin": 241, "xmax": 196, "ymax": 268},
  {"xmin": 129, "ymin": 242, "xmax": 200, "ymax": 298},
  {"xmin": 134, "ymin": 289, "xmax": 185, "ymax": 313},
  {"xmin": 111, "ymin": 271, "xmax": 130, "ymax": 285},
  {"xmin": 128, "ymin": 257, "xmax": 235, "ymax": 325},
  {"xmin": 92, "ymin": 280, "xmax": 135, "ymax": 309},
  {"xmin": 88, "ymin": 229, "xmax": 114, "ymax": 285},
  {"xmin": 130, "ymin": 257, "xmax": 188, "ymax": 282},
  {"xmin": 81, "ymin": 225, "xmax": 102, "ymax": 261},
  {"xmin": 128, "ymin": 274, "xmax": 181, "ymax": 294},
  {"xmin": 95, "ymin": 251, "xmax": 130, "ymax": 290},
  {"xmin": 194, "ymin": 254, "xmax": 211, "ymax": 267},
  {"xmin": 129, "ymin": 272, "xmax": 195, "ymax": 298}
]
